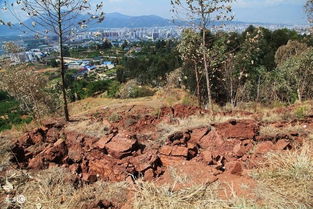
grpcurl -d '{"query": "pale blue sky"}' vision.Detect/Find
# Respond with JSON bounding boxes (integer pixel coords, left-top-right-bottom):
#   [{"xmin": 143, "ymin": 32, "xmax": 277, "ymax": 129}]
[
  {"xmin": 1, "ymin": 0, "xmax": 308, "ymax": 24},
  {"xmin": 101, "ymin": 0, "xmax": 308, "ymax": 24}
]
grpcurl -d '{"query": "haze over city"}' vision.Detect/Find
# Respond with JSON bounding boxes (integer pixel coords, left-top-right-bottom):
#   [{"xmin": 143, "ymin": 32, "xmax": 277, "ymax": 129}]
[
  {"xmin": 98, "ymin": 0, "xmax": 307, "ymax": 25},
  {"xmin": 0, "ymin": 0, "xmax": 309, "ymax": 25}
]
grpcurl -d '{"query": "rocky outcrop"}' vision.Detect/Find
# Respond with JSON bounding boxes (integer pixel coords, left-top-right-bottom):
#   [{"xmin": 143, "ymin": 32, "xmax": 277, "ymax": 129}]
[{"xmin": 11, "ymin": 105, "xmax": 302, "ymax": 186}]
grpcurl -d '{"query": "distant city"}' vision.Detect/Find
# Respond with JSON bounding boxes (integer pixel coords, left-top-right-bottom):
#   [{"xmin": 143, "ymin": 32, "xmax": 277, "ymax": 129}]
[{"xmin": 0, "ymin": 13, "xmax": 311, "ymax": 58}]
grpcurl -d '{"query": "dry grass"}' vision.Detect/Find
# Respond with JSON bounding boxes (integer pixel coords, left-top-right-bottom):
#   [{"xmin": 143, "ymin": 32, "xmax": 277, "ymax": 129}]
[
  {"xmin": 252, "ymin": 142, "xmax": 313, "ymax": 208},
  {"xmin": 1, "ymin": 167, "xmax": 129, "ymax": 209},
  {"xmin": 260, "ymin": 102, "xmax": 313, "ymax": 123},
  {"xmin": 69, "ymin": 96, "xmax": 163, "ymax": 117},
  {"xmin": 133, "ymin": 180, "xmax": 261, "ymax": 209},
  {"xmin": 259, "ymin": 123, "xmax": 310, "ymax": 136},
  {"xmin": 68, "ymin": 88, "xmax": 196, "ymax": 117},
  {"xmin": 65, "ymin": 119, "xmax": 106, "ymax": 138},
  {"xmin": 0, "ymin": 135, "xmax": 14, "ymax": 171}
]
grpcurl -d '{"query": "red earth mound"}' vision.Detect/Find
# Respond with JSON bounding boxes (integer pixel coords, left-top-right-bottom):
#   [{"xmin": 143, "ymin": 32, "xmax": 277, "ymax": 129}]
[{"xmin": 9, "ymin": 104, "xmax": 308, "ymax": 207}]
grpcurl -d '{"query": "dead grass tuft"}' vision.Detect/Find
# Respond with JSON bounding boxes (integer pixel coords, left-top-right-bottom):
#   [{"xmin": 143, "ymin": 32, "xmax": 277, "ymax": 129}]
[
  {"xmin": 2, "ymin": 167, "xmax": 129, "ymax": 209},
  {"xmin": 252, "ymin": 142, "xmax": 313, "ymax": 208},
  {"xmin": 259, "ymin": 123, "xmax": 310, "ymax": 136},
  {"xmin": 133, "ymin": 180, "xmax": 260, "ymax": 209},
  {"xmin": 65, "ymin": 119, "xmax": 105, "ymax": 137}
]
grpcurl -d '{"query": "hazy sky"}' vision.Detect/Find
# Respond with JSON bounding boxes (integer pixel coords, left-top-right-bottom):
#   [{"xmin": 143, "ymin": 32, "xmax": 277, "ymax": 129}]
[
  {"xmin": 0, "ymin": 0, "xmax": 308, "ymax": 25},
  {"xmin": 101, "ymin": 0, "xmax": 308, "ymax": 24}
]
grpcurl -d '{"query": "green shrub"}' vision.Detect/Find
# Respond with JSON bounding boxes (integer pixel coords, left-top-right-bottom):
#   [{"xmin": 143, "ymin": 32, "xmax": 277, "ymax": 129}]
[
  {"xmin": 0, "ymin": 91, "xmax": 9, "ymax": 101},
  {"xmin": 129, "ymin": 86, "xmax": 155, "ymax": 98},
  {"xmin": 107, "ymin": 81, "xmax": 121, "ymax": 98},
  {"xmin": 86, "ymin": 80, "xmax": 110, "ymax": 97},
  {"xmin": 294, "ymin": 105, "xmax": 309, "ymax": 120},
  {"xmin": 118, "ymin": 80, "xmax": 155, "ymax": 99},
  {"xmin": 0, "ymin": 92, "xmax": 32, "ymax": 132}
]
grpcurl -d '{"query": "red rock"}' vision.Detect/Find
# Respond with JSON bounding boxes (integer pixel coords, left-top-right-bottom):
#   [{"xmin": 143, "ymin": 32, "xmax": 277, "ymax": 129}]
[
  {"xmin": 28, "ymin": 156, "xmax": 44, "ymax": 169},
  {"xmin": 233, "ymin": 140, "xmax": 253, "ymax": 157},
  {"xmin": 201, "ymin": 150, "xmax": 213, "ymax": 164},
  {"xmin": 18, "ymin": 134, "xmax": 33, "ymax": 146},
  {"xmin": 275, "ymin": 139, "xmax": 291, "ymax": 150},
  {"xmin": 65, "ymin": 131, "xmax": 79, "ymax": 142},
  {"xmin": 88, "ymin": 157, "xmax": 123, "ymax": 181},
  {"xmin": 126, "ymin": 176, "xmax": 135, "ymax": 185},
  {"xmin": 198, "ymin": 130, "xmax": 223, "ymax": 149},
  {"xmin": 46, "ymin": 128, "xmax": 59, "ymax": 143},
  {"xmin": 69, "ymin": 164, "xmax": 79, "ymax": 173},
  {"xmin": 226, "ymin": 161, "xmax": 243, "ymax": 176},
  {"xmin": 187, "ymin": 143, "xmax": 197, "ymax": 150},
  {"xmin": 84, "ymin": 136, "xmax": 98, "ymax": 150},
  {"xmin": 82, "ymin": 173, "xmax": 97, "ymax": 183},
  {"xmin": 95, "ymin": 136, "xmax": 111, "ymax": 149},
  {"xmin": 159, "ymin": 155, "xmax": 186, "ymax": 167},
  {"xmin": 130, "ymin": 151, "xmax": 159, "ymax": 172},
  {"xmin": 171, "ymin": 146, "xmax": 188, "ymax": 157},
  {"xmin": 105, "ymin": 134, "xmax": 138, "ymax": 159},
  {"xmin": 215, "ymin": 119, "xmax": 259, "ymax": 140},
  {"xmin": 189, "ymin": 126, "xmax": 211, "ymax": 144},
  {"xmin": 157, "ymin": 161, "xmax": 218, "ymax": 190},
  {"xmin": 144, "ymin": 168, "xmax": 155, "ymax": 181},
  {"xmin": 159, "ymin": 145, "xmax": 172, "ymax": 155},
  {"xmin": 255, "ymin": 141, "xmax": 275, "ymax": 154},
  {"xmin": 103, "ymin": 119, "xmax": 113, "ymax": 131},
  {"xmin": 44, "ymin": 139, "xmax": 67, "ymax": 162},
  {"xmin": 68, "ymin": 144, "xmax": 83, "ymax": 162},
  {"xmin": 32, "ymin": 134, "xmax": 44, "ymax": 144}
]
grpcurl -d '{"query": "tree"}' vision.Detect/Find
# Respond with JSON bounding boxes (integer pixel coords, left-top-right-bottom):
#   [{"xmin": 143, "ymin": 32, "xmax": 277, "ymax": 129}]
[
  {"xmin": 171, "ymin": 0, "xmax": 234, "ymax": 110},
  {"xmin": 3, "ymin": 42, "xmax": 23, "ymax": 54},
  {"xmin": 306, "ymin": 0, "xmax": 313, "ymax": 24},
  {"xmin": 0, "ymin": 65, "xmax": 58, "ymax": 118},
  {"xmin": 275, "ymin": 40, "xmax": 308, "ymax": 66},
  {"xmin": 177, "ymin": 29, "xmax": 202, "ymax": 105},
  {"xmin": 2, "ymin": 0, "xmax": 104, "ymax": 121},
  {"xmin": 275, "ymin": 42, "xmax": 313, "ymax": 102}
]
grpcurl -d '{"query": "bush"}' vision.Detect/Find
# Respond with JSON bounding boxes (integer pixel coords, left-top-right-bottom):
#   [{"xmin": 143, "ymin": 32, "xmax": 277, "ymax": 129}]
[
  {"xmin": 0, "ymin": 91, "xmax": 32, "ymax": 132},
  {"xmin": 107, "ymin": 81, "xmax": 121, "ymax": 98},
  {"xmin": 118, "ymin": 80, "xmax": 155, "ymax": 99},
  {"xmin": 86, "ymin": 80, "xmax": 110, "ymax": 97},
  {"xmin": 294, "ymin": 105, "xmax": 310, "ymax": 120},
  {"xmin": 0, "ymin": 91, "xmax": 9, "ymax": 101}
]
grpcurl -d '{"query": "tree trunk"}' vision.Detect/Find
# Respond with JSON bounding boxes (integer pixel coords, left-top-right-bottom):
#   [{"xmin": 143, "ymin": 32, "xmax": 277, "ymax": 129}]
[
  {"xmin": 58, "ymin": 0, "xmax": 70, "ymax": 121},
  {"xmin": 202, "ymin": 29, "xmax": 213, "ymax": 110},
  {"xmin": 297, "ymin": 88, "xmax": 302, "ymax": 102},
  {"xmin": 194, "ymin": 62, "xmax": 201, "ymax": 106},
  {"xmin": 256, "ymin": 75, "xmax": 261, "ymax": 102}
]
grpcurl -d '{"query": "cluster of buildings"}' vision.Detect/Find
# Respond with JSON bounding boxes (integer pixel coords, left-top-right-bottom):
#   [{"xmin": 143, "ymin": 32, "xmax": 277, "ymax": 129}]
[
  {"xmin": 9, "ymin": 49, "xmax": 47, "ymax": 64},
  {"xmin": 72, "ymin": 27, "xmax": 183, "ymax": 42},
  {"xmin": 69, "ymin": 24, "xmax": 311, "ymax": 46},
  {"xmin": 64, "ymin": 57, "xmax": 115, "ymax": 78},
  {"xmin": 221, "ymin": 23, "xmax": 310, "ymax": 35},
  {"xmin": 0, "ymin": 40, "xmax": 59, "ymax": 64}
]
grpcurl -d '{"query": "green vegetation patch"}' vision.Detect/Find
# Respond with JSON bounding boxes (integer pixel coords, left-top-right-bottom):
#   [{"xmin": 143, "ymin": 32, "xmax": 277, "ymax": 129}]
[{"xmin": 0, "ymin": 91, "xmax": 32, "ymax": 132}]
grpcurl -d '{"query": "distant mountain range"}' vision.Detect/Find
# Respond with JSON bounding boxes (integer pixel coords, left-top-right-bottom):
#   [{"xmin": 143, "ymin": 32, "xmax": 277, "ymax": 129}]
[{"xmin": 0, "ymin": 12, "xmax": 296, "ymax": 36}]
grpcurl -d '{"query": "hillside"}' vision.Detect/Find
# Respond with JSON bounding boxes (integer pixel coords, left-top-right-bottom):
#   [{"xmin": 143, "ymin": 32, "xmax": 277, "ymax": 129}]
[{"xmin": 1, "ymin": 90, "xmax": 313, "ymax": 208}]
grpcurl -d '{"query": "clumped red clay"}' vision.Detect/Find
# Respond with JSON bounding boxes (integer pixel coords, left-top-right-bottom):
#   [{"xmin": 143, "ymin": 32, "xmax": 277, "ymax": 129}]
[{"xmin": 9, "ymin": 104, "xmax": 311, "ymax": 208}]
